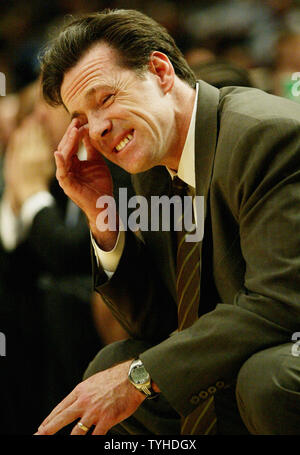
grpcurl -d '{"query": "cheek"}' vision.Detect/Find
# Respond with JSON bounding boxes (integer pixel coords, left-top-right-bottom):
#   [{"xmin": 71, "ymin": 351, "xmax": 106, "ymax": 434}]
[{"xmin": 89, "ymin": 135, "xmax": 100, "ymax": 150}]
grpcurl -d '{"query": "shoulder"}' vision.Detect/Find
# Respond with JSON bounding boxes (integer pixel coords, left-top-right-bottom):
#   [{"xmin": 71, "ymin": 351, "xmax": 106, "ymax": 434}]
[
  {"xmin": 218, "ymin": 86, "xmax": 300, "ymax": 128},
  {"xmin": 215, "ymin": 87, "xmax": 300, "ymax": 168},
  {"xmin": 211, "ymin": 88, "xmax": 300, "ymax": 217}
]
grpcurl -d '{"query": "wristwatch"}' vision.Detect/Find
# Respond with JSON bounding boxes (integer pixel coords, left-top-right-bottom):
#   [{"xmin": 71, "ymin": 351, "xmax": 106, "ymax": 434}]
[{"xmin": 128, "ymin": 359, "xmax": 159, "ymax": 399}]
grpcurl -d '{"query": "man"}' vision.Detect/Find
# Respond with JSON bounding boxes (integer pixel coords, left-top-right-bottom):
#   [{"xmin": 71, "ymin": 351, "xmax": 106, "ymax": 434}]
[{"xmin": 36, "ymin": 9, "xmax": 300, "ymax": 435}]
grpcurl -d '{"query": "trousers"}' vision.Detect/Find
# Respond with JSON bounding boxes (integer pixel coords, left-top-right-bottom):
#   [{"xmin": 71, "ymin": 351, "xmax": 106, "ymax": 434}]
[{"xmin": 83, "ymin": 339, "xmax": 300, "ymax": 435}]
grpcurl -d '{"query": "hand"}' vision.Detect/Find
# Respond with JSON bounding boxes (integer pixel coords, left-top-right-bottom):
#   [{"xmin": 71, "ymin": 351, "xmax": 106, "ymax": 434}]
[
  {"xmin": 35, "ymin": 360, "xmax": 145, "ymax": 435},
  {"xmin": 54, "ymin": 118, "xmax": 118, "ymax": 250},
  {"xmin": 4, "ymin": 116, "xmax": 55, "ymax": 213}
]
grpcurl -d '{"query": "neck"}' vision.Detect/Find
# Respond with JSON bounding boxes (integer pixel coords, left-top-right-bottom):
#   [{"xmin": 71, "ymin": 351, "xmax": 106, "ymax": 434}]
[{"xmin": 162, "ymin": 80, "xmax": 196, "ymax": 171}]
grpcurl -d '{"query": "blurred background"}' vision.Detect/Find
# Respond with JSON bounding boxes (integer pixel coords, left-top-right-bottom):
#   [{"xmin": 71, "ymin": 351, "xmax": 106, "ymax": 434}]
[
  {"xmin": 2, "ymin": 0, "xmax": 300, "ymax": 96},
  {"xmin": 1, "ymin": 0, "xmax": 300, "ymax": 435}
]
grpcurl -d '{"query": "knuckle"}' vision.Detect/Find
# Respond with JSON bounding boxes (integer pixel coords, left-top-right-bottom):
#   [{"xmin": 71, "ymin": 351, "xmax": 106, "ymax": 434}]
[
  {"xmin": 74, "ymin": 381, "xmax": 84, "ymax": 394},
  {"xmin": 77, "ymin": 394, "xmax": 90, "ymax": 408},
  {"xmin": 74, "ymin": 384, "xmax": 91, "ymax": 408}
]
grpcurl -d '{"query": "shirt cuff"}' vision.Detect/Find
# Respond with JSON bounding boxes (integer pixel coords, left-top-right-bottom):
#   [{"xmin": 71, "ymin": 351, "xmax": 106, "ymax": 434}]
[{"xmin": 90, "ymin": 228, "xmax": 125, "ymax": 278}]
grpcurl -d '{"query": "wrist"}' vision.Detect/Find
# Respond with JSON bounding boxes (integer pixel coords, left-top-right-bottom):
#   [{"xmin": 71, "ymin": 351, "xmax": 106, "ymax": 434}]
[{"xmin": 90, "ymin": 221, "xmax": 119, "ymax": 251}]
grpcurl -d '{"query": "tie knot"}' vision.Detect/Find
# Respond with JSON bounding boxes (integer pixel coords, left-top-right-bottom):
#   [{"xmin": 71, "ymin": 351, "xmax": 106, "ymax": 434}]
[{"xmin": 172, "ymin": 176, "xmax": 187, "ymax": 196}]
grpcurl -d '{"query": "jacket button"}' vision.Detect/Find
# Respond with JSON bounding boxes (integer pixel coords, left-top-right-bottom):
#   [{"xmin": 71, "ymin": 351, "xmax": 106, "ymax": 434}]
[
  {"xmin": 216, "ymin": 381, "xmax": 225, "ymax": 389},
  {"xmin": 199, "ymin": 390, "xmax": 209, "ymax": 400},
  {"xmin": 190, "ymin": 395, "xmax": 200, "ymax": 405},
  {"xmin": 208, "ymin": 386, "xmax": 217, "ymax": 395}
]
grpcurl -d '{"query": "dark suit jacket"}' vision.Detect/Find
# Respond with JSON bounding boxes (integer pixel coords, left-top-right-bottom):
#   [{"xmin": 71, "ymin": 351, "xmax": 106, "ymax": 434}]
[{"xmin": 93, "ymin": 80, "xmax": 300, "ymax": 417}]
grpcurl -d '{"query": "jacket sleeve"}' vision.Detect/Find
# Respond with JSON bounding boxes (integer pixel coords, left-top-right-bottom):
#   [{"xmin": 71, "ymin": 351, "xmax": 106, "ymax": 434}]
[{"xmin": 92, "ymin": 228, "xmax": 178, "ymax": 343}]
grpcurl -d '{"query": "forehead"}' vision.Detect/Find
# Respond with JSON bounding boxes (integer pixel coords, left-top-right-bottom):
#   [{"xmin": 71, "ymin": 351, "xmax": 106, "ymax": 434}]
[{"xmin": 61, "ymin": 42, "xmax": 121, "ymax": 107}]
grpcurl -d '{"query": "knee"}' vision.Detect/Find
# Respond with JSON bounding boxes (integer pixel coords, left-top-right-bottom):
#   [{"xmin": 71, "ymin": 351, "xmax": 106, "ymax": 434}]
[{"xmin": 236, "ymin": 343, "xmax": 300, "ymax": 435}]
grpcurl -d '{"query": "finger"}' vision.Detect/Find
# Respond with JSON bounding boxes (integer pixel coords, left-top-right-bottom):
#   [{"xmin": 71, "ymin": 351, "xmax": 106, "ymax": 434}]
[
  {"xmin": 92, "ymin": 420, "xmax": 109, "ymax": 435},
  {"xmin": 39, "ymin": 390, "xmax": 77, "ymax": 428},
  {"xmin": 54, "ymin": 150, "xmax": 81, "ymax": 182},
  {"xmin": 57, "ymin": 118, "xmax": 81, "ymax": 153},
  {"xmin": 37, "ymin": 405, "xmax": 80, "ymax": 435},
  {"xmin": 70, "ymin": 415, "xmax": 95, "ymax": 435},
  {"xmin": 57, "ymin": 118, "xmax": 77, "ymax": 150},
  {"xmin": 60, "ymin": 126, "xmax": 82, "ymax": 168},
  {"xmin": 54, "ymin": 151, "xmax": 66, "ymax": 180}
]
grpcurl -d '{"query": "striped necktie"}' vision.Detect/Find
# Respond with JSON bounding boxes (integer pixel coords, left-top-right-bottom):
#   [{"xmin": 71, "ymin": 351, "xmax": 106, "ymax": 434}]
[{"xmin": 172, "ymin": 176, "xmax": 217, "ymax": 435}]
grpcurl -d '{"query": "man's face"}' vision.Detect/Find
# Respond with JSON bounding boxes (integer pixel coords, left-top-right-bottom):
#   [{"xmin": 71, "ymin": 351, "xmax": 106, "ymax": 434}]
[{"xmin": 61, "ymin": 42, "xmax": 176, "ymax": 174}]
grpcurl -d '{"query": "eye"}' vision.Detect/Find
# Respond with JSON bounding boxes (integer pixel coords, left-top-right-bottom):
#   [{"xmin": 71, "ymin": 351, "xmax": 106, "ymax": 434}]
[{"xmin": 102, "ymin": 94, "xmax": 115, "ymax": 105}]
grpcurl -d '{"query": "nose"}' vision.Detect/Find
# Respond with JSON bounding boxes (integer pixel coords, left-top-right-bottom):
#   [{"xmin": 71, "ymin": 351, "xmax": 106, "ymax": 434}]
[{"xmin": 88, "ymin": 115, "xmax": 112, "ymax": 142}]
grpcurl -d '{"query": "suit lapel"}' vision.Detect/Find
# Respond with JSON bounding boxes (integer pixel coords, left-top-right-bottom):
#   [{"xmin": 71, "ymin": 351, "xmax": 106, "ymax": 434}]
[
  {"xmin": 195, "ymin": 80, "xmax": 220, "ymax": 206},
  {"xmin": 194, "ymin": 80, "xmax": 220, "ymax": 301},
  {"xmin": 132, "ymin": 167, "xmax": 177, "ymax": 301}
]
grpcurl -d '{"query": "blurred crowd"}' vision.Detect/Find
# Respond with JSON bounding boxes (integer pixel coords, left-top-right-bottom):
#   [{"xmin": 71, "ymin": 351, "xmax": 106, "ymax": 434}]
[
  {"xmin": 0, "ymin": 0, "xmax": 300, "ymax": 435},
  {"xmin": 2, "ymin": 0, "xmax": 300, "ymax": 95}
]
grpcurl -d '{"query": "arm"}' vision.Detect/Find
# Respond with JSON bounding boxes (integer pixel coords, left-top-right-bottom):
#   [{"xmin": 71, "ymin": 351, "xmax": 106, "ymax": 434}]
[
  {"xmin": 53, "ymin": 118, "xmax": 118, "ymax": 252},
  {"xmin": 92, "ymin": 228, "xmax": 178, "ymax": 341},
  {"xmin": 54, "ymin": 118, "xmax": 178, "ymax": 339},
  {"xmin": 35, "ymin": 118, "xmax": 173, "ymax": 435}
]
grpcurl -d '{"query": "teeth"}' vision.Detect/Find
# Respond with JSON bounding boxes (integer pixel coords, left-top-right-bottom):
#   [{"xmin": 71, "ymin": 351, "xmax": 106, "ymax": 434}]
[{"xmin": 116, "ymin": 133, "xmax": 133, "ymax": 152}]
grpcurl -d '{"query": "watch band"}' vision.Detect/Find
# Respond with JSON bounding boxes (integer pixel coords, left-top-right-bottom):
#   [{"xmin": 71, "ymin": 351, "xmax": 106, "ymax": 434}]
[
  {"xmin": 128, "ymin": 359, "xmax": 159, "ymax": 399},
  {"xmin": 140, "ymin": 384, "xmax": 159, "ymax": 399}
]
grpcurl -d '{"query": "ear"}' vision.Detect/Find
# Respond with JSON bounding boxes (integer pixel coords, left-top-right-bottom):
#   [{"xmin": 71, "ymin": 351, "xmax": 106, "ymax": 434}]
[{"xmin": 148, "ymin": 51, "xmax": 175, "ymax": 93}]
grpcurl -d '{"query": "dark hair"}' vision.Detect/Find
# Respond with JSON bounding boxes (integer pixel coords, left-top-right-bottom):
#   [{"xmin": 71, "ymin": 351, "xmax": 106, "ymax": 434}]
[{"xmin": 40, "ymin": 9, "xmax": 196, "ymax": 106}]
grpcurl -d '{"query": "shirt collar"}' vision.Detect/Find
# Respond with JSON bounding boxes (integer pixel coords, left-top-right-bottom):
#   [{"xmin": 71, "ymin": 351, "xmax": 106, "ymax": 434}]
[{"xmin": 167, "ymin": 83, "xmax": 198, "ymax": 189}]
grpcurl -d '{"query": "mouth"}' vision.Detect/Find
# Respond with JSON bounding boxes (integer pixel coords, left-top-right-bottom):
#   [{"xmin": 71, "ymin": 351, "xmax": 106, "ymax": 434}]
[{"xmin": 114, "ymin": 129, "xmax": 134, "ymax": 153}]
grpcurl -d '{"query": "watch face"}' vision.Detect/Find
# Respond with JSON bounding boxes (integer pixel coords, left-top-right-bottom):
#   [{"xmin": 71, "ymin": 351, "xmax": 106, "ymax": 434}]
[{"xmin": 131, "ymin": 365, "xmax": 150, "ymax": 384}]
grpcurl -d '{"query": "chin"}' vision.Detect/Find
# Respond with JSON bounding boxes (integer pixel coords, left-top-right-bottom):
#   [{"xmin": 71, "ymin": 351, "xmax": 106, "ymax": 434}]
[
  {"xmin": 124, "ymin": 160, "xmax": 155, "ymax": 175},
  {"xmin": 117, "ymin": 153, "xmax": 151, "ymax": 175}
]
